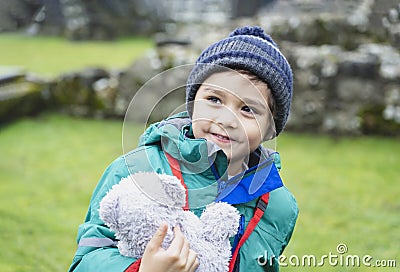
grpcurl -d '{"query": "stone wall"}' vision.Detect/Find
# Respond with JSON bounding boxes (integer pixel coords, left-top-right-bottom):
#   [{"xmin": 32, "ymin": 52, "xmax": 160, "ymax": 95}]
[
  {"xmin": 254, "ymin": 0, "xmax": 400, "ymax": 135},
  {"xmin": 0, "ymin": 71, "xmax": 47, "ymax": 122},
  {"xmin": 284, "ymin": 43, "xmax": 400, "ymax": 135},
  {"xmin": 0, "ymin": 0, "xmax": 241, "ymax": 39}
]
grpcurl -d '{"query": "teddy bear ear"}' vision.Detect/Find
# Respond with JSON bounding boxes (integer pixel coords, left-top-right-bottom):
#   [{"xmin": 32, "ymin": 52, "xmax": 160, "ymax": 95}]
[
  {"xmin": 132, "ymin": 172, "xmax": 186, "ymax": 208},
  {"xmin": 99, "ymin": 182, "xmax": 124, "ymax": 231},
  {"xmin": 200, "ymin": 202, "xmax": 240, "ymax": 240}
]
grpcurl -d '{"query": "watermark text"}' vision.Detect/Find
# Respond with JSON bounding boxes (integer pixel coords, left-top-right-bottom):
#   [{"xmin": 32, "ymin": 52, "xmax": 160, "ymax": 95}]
[{"xmin": 257, "ymin": 243, "xmax": 397, "ymax": 268}]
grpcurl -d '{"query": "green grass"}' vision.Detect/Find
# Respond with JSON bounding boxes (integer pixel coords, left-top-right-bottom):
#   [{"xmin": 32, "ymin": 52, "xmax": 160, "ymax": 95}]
[
  {"xmin": 278, "ymin": 134, "xmax": 399, "ymax": 271},
  {"xmin": 0, "ymin": 114, "xmax": 398, "ymax": 271},
  {"xmin": 0, "ymin": 33, "xmax": 153, "ymax": 77},
  {"xmin": 0, "ymin": 114, "xmax": 144, "ymax": 272}
]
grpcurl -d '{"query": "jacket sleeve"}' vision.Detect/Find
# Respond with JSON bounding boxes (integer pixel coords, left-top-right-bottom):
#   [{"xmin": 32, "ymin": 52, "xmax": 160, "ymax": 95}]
[
  {"xmin": 68, "ymin": 156, "xmax": 138, "ymax": 272},
  {"xmin": 279, "ymin": 191, "xmax": 298, "ymax": 256}
]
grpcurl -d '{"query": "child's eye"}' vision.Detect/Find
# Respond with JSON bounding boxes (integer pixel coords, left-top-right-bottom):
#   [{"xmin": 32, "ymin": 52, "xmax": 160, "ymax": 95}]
[
  {"xmin": 207, "ymin": 96, "xmax": 221, "ymax": 104},
  {"xmin": 242, "ymin": 106, "xmax": 256, "ymax": 115}
]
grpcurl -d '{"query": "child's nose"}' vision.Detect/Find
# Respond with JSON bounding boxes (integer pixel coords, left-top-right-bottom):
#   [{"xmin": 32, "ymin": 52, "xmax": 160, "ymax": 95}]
[{"xmin": 215, "ymin": 106, "xmax": 238, "ymax": 129}]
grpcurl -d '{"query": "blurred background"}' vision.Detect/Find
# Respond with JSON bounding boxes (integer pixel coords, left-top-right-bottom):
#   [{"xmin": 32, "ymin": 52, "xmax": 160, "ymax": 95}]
[
  {"xmin": 1, "ymin": 0, "xmax": 400, "ymax": 134},
  {"xmin": 0, "ymin": 0, "xmax": 399, "ymax": 271}
]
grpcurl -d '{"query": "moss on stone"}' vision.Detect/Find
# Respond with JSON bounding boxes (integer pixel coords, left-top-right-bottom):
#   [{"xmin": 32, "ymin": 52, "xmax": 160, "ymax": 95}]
[{"xmin": 359, "ymin": 105, "xmax": 400, "ymax": 136}]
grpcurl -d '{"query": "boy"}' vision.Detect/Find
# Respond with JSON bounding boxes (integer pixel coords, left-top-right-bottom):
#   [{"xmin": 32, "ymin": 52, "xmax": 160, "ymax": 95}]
[{"xmin": 69, "ymin": 26, "xmax": 298, "ymax": 272}]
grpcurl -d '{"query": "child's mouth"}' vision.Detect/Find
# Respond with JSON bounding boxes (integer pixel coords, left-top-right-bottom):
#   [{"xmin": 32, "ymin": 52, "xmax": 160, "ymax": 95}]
[{"xmin": 211, "ymin": 133, "xmax": 231, "ymax": 143}]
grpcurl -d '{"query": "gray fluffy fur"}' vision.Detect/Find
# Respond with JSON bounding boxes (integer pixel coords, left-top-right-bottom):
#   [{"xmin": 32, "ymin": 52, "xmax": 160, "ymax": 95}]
[{"xmin": 99, "ymin": 172, "xmax": 240, "ymax": 272}]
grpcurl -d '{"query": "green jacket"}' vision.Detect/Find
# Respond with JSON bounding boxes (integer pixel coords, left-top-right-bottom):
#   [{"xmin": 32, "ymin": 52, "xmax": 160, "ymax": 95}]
[{"xmin": 69, "ymin": 112, "xmax": 298, "ymax": 271}]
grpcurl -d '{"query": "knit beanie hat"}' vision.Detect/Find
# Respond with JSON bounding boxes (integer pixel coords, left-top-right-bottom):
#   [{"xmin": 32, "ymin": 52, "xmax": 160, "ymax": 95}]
[{"xmin": 186, "ymin": 26, "xmax": 293, "ymax": 136}]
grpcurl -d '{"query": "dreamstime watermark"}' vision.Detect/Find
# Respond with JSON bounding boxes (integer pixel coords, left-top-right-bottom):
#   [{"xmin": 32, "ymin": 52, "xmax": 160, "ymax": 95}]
[{"xmin": 257, "ymin": 243, "xmax": 397, "ymax": 268}]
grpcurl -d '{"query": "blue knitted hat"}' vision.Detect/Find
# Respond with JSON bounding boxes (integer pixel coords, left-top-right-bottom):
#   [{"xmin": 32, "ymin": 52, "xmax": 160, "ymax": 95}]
[{"xmin": 186, "ymin": 26, "xmax": 293, "ymax": 136}]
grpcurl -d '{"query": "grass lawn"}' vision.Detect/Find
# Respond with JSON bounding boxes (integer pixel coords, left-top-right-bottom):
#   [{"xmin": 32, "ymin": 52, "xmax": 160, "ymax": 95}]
[
  {"xmin": 0, "ymin": 33, "xmax": 153, "ymax": 77},
  {"xmin": 0, "ymin": 113, "xmax": 144, "ymax": 271},
  {"xmin": 278, "ymin": 134, "xmax": 399, "ymax": 271},
  {"xmin": 0, "ymin": 113, "xmax": 398, "ymax": 271}
]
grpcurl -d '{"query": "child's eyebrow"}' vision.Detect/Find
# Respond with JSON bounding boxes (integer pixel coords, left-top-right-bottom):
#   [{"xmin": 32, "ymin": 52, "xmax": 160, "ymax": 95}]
[
  {"xmin": 202, "ymin": 86, "xmax": 225, "ymax": 93},
  {"xmin": 201, "ymin": 87, "xmax": 229, "ymax": 97}
]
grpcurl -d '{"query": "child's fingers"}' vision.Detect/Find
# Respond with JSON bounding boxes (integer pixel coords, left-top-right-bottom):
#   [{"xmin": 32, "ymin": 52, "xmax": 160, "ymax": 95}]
[
  {"xmin": 146, "ymin": 222, "xmax": 168, "ymax": 252},
  {"xmin": 167, "ymin": 225, "xmax": 185, "ymax": 255},
  {"xmin": 179, "ymin": 238, "xmax": 190, "ymax": 262},
  {"xmin": 186, "ymin": 249, "xmax": 199, "ymax": 272}
]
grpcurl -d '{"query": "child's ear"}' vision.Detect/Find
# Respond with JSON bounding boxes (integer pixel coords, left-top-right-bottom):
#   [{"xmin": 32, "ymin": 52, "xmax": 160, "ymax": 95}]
[{"xmin": 263, "ymin": 126, "xmax": 276, "ymax": 141}]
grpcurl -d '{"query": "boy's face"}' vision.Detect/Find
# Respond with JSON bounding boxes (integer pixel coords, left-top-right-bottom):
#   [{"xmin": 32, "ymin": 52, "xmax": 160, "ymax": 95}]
[{"xmin": 191, "ymin": 70, "xmax": 274, "ymax": 169}]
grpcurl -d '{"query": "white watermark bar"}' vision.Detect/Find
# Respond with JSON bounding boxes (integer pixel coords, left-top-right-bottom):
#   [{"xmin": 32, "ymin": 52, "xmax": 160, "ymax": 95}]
[{"xmin": 257, "ymin": 243, "xmax": 397, "ymax": 268}]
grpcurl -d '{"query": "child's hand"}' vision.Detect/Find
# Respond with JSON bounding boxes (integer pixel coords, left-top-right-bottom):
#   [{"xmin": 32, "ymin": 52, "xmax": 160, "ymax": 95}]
[{"xmin": 139, "ymin": 223, "xmax": 199, "ymax": 272}]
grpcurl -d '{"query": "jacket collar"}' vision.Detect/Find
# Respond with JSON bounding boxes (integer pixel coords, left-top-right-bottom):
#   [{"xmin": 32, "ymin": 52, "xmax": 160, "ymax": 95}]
[
  {"xmin": 139, "ymin": 112, "xmax": 283, "ymax": 204},
  {"xmin": 138, "ymin": 112, "xmax": 228, "ymax": 178}
]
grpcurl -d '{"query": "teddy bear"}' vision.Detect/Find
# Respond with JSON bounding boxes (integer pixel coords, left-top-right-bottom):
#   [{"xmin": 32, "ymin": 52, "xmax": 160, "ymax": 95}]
[{"xmin": 99, "ymin": 172, "xmax": 240, "ymax": 272}]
